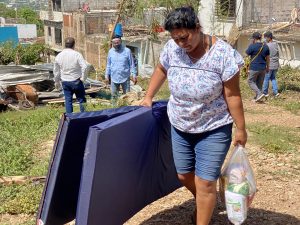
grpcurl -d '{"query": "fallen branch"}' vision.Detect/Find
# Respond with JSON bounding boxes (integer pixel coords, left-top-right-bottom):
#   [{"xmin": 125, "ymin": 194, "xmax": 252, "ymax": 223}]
[{"xmin": 0, "ymin": 176, "xmax": 46, "ymax": 185}]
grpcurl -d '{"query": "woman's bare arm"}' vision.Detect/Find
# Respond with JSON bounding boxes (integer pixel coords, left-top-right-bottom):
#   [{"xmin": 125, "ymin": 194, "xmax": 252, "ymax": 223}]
[{"xmin": 223, "ymin": 72, "xmax": 247, "ymax": 146}]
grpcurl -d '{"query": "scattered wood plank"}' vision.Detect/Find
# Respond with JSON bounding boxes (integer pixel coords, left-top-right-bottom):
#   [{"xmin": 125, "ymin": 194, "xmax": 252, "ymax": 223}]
[{"xmin": 41, "ymin": 87, "xmax": 104, "ymax": 104}]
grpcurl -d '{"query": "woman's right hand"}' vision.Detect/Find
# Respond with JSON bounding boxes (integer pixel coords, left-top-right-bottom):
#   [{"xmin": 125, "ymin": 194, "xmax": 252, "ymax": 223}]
[{"xmin": 140, "ymin": 96, "xmax": 153, "ymax": 107}]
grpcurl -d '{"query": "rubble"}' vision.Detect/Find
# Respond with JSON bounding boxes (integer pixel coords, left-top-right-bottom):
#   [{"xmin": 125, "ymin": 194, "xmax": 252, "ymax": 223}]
[{"xmin": 0, "ymin": 64, "xmax": 106, "ymax": 111}]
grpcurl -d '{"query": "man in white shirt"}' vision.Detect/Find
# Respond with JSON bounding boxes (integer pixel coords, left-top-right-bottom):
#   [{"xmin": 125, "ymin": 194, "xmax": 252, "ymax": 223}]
[{"xmin": 53, "ymin": 37, "xmax": 88, "ymax": 113}]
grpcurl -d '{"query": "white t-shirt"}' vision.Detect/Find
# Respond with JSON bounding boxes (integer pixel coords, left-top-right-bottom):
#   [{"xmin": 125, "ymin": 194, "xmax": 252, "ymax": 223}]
[{"xmin": 54, "ymin": 48, "xmax": 87, "ymax": 82}]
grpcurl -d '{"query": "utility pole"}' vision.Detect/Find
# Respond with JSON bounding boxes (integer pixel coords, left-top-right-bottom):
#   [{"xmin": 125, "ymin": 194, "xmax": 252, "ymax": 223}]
[
  {"xmin": 48, "ymin": 0, "xmax": 53, "ymax": 20},
  {"xmin": 269, "ymin": 0, "xmax": 273, "ymax": 24},
  {"xmin": 250, "ymin": 0, "xmax": 254, "ymax": 22}
]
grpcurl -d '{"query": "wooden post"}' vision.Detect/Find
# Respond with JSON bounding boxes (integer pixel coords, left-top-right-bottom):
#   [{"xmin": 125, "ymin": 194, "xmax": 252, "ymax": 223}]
[{"xmin": 109, "ymin": 0, "xmax": 126, "ymax": 47}]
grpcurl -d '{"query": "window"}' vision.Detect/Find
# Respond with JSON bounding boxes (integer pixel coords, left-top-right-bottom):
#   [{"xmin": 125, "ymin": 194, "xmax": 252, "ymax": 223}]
[
  {"xmin": 52, "ymin": 0, "xmax": 61, "ymax": 11},
  {"xmin": 48, "ymin": 27, "xmax": 52, "ymax": 36},
  {"xmin": 215, "ymin": 0, "xmax": 236, "ymax": 19},
  {"xmin": 55, "ymin": 28, "xmax": 62, "ymax": 45},
  {"xmin": 80, "ymin": 21, "xmax": 83, "ymax": 32}
]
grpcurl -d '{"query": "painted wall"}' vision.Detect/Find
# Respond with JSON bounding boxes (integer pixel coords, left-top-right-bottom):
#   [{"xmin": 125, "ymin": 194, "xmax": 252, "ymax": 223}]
[
  {"xmin": 0, "ymin": 27, "xmax": 19, "ymax": 44},
  {"xmin": 16, "ymin": 24, "xmax": 37, "ymax": 41}
]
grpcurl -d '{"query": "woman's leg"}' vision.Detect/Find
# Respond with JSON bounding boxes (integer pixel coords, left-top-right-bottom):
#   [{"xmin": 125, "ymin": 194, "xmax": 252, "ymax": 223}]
[
  {"xmin": 178, "ymin": 172, "xmax": 196, "ymax": 197},
  {"xmin": 195, "ymin": 178, "xmax": 217, "ymax": 225},
  {"xmin": 194, "ymin": 124, "xmax": 232, "ymax": 225},
  {"xmin": 171, "ymin": 126, "xmax": 196, "ymax": 197}
]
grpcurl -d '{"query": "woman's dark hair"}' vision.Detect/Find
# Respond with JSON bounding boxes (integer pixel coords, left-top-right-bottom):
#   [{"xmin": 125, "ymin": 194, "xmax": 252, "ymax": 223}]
[{"xmin": 164, "ymin": 6, "xmax": 199, "ymax": 32}]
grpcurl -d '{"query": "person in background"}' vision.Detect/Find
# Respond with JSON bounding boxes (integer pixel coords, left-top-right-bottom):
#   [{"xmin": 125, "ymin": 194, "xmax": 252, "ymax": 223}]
[
  {"xmin": 141, "ymin": 6, "xmax": 247, "ymax": 225},
  {"xmin": 54, "ymin": 37, "xmax": 88, "ymax": 113},
  {"xmin": 105, "ymin": 36, "xmax": 137, "ymax": 104},
  {"xmin": 133, "ymin": 54, "xmax": 138, "ymax": 77},
  {"xmin": 262, "ymin": 31, "xmax": 280, "ymax": 97},
  {"xmin": 246, "ymin": 32, "xmax": 270, "ymax": 102}
]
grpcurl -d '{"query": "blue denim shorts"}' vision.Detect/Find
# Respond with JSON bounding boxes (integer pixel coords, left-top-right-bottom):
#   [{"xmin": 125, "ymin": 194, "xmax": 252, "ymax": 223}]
[{"xmin": 171, "ymin": 123, "xmax": 232, "ymax": 181}]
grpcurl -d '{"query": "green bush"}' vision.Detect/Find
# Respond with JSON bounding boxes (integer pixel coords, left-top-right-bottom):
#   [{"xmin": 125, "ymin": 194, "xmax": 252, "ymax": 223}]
[
  {"xmin": 277, "ymin": 65, "xmax": 300, "ymax": 92},
  {"xmin": 0, "ymin": 42, "xmax": 15, "ymax": 65},
  {"xmin": 0, "ymin": 42, "xmax": 50, "ymax": 65}
]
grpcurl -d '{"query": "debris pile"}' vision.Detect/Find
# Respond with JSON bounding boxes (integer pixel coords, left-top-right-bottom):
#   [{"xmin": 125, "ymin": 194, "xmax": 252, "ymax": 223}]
[{"xmin": 0, "ymin": 64, "xmax": 106, "ymax": 111}]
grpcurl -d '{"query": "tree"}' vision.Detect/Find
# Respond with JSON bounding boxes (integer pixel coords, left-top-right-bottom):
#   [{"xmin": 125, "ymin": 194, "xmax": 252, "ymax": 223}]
[
  {"xmin": 17, "ymin": 7, "xmax": 44, "ymax": 35},
  {"xmin": 122, "ymin": 0, "xmax": 200, "ymax": 19},
  {"xmin": 108, "ymin": 0, "xmax": 200, "ymax": 41},
  {"xmin": 0, "ymin": 3, "xmax": 16, "ymax": 18},
  {"xmin": 18, "ymin": 7, "xmax": 38, "ymax": 24},
  {"xmin": 0, "ymin": 4, "xmax": 44, "ymax": 36}
]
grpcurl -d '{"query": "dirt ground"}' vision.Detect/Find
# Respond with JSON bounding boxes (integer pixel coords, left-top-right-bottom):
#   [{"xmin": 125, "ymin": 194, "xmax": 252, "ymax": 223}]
[{"xmin": 126, "ymin": 99, "xmax": 300, "ymax": 225}]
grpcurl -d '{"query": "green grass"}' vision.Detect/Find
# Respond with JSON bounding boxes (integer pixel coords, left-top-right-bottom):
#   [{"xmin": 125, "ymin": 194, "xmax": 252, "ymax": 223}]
[
  {"xmin": 0, "ymin": 183, "xmax": 43, "ymax": 214},
  {"xmin": 248, "ymin": 123, "xmax": 300, "ymax": 154},
  {"xmin": 284, "ymin": 102, "xmax": 300, "ymax": 114},
  {"xmin": 0, "ymin": 102, "xmax": 115, "ymax": 176},
  {"xmin": 0, "ymin": 102, "xmax": 114, "ymax": 219},
  {"xmin": 268, "ymin": 97, "xmax": 300, "ymax": 115},
  {"xmin": 0, "ymin": 106, "xmax": 64, "ymax": 176}
]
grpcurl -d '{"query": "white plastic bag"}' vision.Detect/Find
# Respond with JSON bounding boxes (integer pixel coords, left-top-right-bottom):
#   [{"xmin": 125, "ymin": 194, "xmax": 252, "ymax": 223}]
[{"xmin": 219, "ymin": 145, "xmax": 257, "ymax": 225}]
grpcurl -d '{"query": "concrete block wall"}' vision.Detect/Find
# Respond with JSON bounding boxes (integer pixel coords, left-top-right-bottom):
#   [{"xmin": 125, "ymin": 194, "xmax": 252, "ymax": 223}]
[
  {"xmin": 85, "ymin": 12, "xmax": 116, "ymax": 35},
  {"xmin": 243, "ymin": 0, "xmax": 300, "ymax": 26},
  {"xmin": 86, "ymin": 35, "xmax": 108, "ymax": 69},
  {"xmin": 62, "ymin": 0, "xmax": 117, "ymax": 12}
]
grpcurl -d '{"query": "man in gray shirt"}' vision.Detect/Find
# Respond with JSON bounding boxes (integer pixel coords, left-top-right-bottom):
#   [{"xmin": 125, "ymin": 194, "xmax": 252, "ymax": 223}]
[
  {"xmin": 54, "ymin": 37, "xmax": 88, "ymax": 113},
  {"xmin": 263, "ymin": 31, "xmax": 280, "ymax": 97}
]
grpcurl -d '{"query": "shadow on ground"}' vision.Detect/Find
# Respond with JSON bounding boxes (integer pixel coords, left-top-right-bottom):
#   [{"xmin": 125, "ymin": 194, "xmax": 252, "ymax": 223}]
[{"xmin": 140, "ymin": 199, "xmax": 300, "ymax": 225}]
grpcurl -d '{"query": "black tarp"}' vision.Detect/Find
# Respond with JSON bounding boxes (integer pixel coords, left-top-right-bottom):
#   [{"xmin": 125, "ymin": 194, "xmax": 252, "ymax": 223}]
[{"xmin": 37, "ymin": 102, "xmax": 181, "ymax": 225}]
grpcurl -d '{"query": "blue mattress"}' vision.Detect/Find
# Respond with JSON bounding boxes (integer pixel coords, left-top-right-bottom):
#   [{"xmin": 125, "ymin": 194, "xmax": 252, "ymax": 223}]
[{"xmin": 37, "ymin": 102, "xmax": 181, "ymax": 225}]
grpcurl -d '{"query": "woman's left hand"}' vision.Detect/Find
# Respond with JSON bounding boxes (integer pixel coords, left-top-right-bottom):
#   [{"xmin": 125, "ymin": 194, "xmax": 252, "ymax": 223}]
[{"xmin": 233, "ymin": 128, "xmax": 247, "ymax": 147}]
